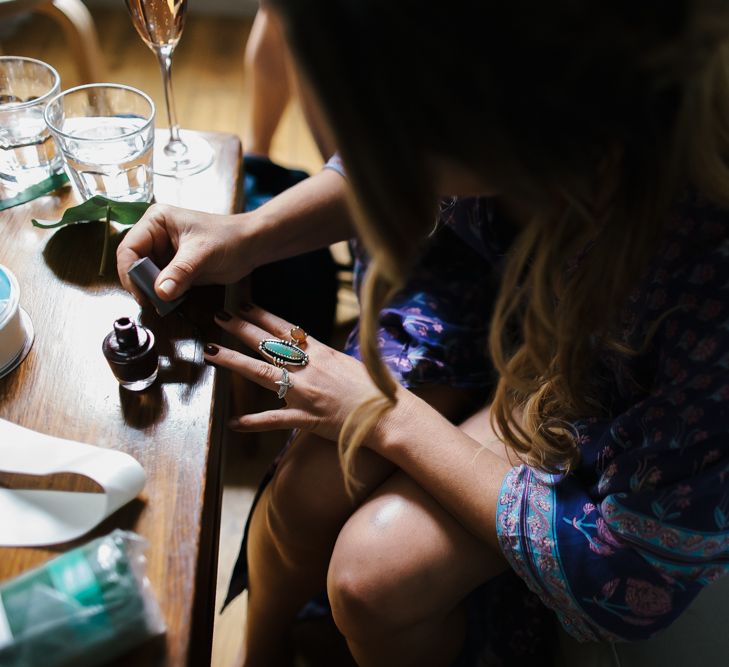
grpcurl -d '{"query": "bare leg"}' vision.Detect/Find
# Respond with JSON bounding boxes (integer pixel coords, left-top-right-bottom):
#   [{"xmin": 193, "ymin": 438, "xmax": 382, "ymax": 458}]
[
  {"xmin": 246, "ymin": 6, "xmax": 336, "ymax": 161},
  {"xmin": 328, "ymin": 470, "xmax": 508, "ymax": 667},
  {"xmin": 243, "ymin": 432, "xmax": 394, "ymax": 666},
  {"xmin": 241, "ymin": 387, "xmax": 479, "ymax": 666},
  {"xmin": 459, "ymin": 402, "xmax": 521, "ymax": 465},
  {"xmin": 244, "ymin": 8, "xmax": 291, "ymax": 157}
]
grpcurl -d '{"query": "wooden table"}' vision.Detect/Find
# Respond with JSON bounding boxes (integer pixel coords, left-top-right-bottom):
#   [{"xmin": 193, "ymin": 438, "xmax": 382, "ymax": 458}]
[{"xmin": 0, "ymin": 131, "xmax": 243, "ymax": 666}]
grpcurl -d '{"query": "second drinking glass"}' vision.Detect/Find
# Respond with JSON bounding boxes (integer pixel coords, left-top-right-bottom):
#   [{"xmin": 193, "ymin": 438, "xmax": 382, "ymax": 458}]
[{"xmin": 44, "ymin": 84, "xmax": 156, "ymax": 202}]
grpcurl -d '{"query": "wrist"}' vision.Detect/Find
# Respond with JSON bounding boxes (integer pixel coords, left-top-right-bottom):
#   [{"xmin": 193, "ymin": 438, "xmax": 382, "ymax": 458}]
[
  {"xmin": 368, "ymin": 386, "xmax": 423, "ymax": 460},
  {"xmin": 232, "ymin": 209, "xmax": 273, "ymax": 273}
]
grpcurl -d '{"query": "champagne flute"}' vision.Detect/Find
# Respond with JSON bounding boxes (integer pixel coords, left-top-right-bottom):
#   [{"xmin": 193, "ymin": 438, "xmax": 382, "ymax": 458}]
[{"xmin": 125, "ymin": 0, "xmax": 214, "ymax": 176}]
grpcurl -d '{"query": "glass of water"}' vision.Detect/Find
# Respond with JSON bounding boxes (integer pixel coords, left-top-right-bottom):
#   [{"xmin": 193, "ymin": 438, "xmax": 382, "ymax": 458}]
[
  {"xmin": 0, "ymin": 56, "xmax": 62, "ymax": 191},
  {"xmin": 44, "ymin": 83, "xmax": 155, "ymax": 203}
]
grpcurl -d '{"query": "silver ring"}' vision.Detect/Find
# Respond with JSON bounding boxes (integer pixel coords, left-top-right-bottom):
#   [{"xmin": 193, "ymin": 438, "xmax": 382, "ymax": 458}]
[{"xmin": 274, "ymin": 367, "xmax": 294, "ymax": 399}]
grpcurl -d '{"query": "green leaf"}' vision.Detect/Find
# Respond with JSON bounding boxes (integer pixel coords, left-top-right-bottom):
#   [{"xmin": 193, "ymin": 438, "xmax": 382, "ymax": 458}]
[{"xmin": 32, "ymin": 195, "xmax": 151, "ymax": 229}]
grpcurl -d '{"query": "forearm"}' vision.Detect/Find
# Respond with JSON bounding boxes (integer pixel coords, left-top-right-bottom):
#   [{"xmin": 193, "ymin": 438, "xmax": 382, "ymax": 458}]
[
  {"xmin": 244, "ymin": 168, "xmax": 355, "ymax": 269},
  {"xmin": 370, "ymin": 388, "xmax": 513, "ymax": 552}
]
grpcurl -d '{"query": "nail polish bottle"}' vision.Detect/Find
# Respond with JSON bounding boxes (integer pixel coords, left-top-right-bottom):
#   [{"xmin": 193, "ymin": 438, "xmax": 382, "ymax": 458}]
[{"xmin": 102, "ymin": 317, "xmax": 159, "ymax": 391}]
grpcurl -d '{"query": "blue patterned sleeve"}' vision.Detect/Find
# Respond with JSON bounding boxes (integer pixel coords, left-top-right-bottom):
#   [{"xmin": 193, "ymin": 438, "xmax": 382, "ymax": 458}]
[{"xmin": 497, "ymin": 225, "xmax": 729, "ymax": 642}]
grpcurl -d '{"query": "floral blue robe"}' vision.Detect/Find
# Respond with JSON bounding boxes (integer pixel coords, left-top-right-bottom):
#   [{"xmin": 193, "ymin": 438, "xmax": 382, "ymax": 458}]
[
  {"xmin": 494, "ymin": 192, "xmax": 729, "ymax": 641},
  {"xmin": 347, "ymin": 190, "xmax": 729, "ymax": 649}
]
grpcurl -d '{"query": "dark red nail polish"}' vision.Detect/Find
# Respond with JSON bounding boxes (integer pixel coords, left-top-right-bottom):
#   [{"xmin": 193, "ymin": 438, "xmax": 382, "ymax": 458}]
[
  {"xmin": 204, "ymin": 343, "xmax": 219, "ymax": 356},
  {"xmin": 102, "ymin": 317, "xmax": 159, "ymax": 391},
  {"xmin": 215, "ymin": 310, "xmax": 233, "ymax": 321},
  {"xmin": 239, "ymin": 302, "xmax": 254, "ymax": 312}
]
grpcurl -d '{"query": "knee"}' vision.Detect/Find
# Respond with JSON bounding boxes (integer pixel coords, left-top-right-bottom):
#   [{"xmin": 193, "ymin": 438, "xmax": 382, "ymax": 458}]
[{"xmin": 327, "ymin": 525, "xmax": 420, "ymax": 641}]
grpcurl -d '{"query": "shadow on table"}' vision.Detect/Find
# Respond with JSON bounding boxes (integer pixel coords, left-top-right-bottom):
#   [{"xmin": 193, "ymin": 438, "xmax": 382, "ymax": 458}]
[
  {"xmin": 119, "ymin": 383, "xmax": 167, "ymax": 429},
  {"xmin": 42, "ymin": 221, "xmax": 128, "ymax": 287},
  {"xmin": 141, "ymin": 311, "xmax": 207, "ymax": 383}
]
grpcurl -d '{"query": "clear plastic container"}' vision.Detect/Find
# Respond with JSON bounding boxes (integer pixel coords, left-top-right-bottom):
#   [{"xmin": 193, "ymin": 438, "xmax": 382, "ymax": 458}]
[{"xmin": 0, "ymin": 530, "xmax": 166, "ymax": 667}]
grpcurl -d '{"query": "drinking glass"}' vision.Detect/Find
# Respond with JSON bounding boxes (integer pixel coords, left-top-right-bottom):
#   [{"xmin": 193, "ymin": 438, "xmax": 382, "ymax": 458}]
[
  {"xmin": 0, "ymin": 56, "xmax": 62, "ymax": 192},
  {"xmin": 44, "ymin": 84, "xmax": 156, "ymax": 202},
  {"xmin": 125, "ymin": 0, "xmax": 214, "ymax": 177}
]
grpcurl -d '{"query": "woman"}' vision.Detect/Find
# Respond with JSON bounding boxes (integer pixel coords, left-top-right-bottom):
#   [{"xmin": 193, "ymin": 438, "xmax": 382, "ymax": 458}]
[{"xmin": 118, "ymin": 1, "xmax": 729, "ymax": 664}]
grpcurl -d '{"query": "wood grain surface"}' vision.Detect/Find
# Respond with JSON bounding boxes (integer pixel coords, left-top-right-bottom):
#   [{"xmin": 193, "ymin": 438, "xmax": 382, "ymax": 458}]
[{"xmin": 0, "ymin": 131, "xmax": 243, "ymax": 667}]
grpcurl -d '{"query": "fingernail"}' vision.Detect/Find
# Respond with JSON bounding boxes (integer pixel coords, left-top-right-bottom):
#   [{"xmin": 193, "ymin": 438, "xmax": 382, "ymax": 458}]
[
  {"xmin": 227, "ymin": 418, "xmax": 240, "ymax": 429},
  {"xmin": 215, "ymin": 309, "xmax": 233, "ymax": 321},
  {"xmin": 239, "ymin": 302, "xmax": 254, "ymax": 312},
  {"xmin": 158, "ymin": 279, "xmax": 176, "ymax": 297},
  {"xmin": 204, "ymin": 343, "xmax": 219, "ymax": 356}
]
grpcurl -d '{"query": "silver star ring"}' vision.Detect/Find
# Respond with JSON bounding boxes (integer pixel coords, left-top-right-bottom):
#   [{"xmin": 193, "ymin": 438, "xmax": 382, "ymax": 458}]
[{"xmin": 274, "ymin": 367, "xmax": 294, "ymax": 399}]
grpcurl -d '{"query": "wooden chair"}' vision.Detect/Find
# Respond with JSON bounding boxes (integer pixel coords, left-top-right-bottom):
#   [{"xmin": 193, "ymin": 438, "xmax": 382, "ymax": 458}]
[{"xmin": 0, "ymin": 0, "xmax": 104, "ymax": 84}]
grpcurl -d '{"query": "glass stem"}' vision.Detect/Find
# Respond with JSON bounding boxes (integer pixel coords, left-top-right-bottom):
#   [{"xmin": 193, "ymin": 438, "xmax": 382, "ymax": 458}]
[{"xmin": 155, "ymin": 45, "xmax": 187, "ymax": 157}]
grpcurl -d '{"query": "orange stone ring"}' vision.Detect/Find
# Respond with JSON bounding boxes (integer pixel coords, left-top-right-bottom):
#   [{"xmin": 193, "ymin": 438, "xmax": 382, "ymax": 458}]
[{"xmin": 289, "ymin": 326, "xmax": 308, "ymax": 347}]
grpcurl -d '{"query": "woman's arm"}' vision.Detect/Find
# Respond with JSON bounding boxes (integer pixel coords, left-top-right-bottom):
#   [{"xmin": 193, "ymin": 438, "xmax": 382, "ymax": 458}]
[
  {"xmin": 244, "ymin": 166, "xmax": 354, "ymax": 266},
  {"xmin": 370, "ymin": 388, "xmax": 513, "ymax": 553}
]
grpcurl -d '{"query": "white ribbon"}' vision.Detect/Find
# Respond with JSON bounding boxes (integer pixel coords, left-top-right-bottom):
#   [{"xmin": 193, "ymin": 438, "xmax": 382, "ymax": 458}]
[{"xmin": 0, "ymin": 418, "xmax": 145, "ymax": 547}]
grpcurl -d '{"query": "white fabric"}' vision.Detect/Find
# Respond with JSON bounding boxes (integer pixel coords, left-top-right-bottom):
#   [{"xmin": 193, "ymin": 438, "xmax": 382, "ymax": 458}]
[{"xmin": 0, "ymin": 418, "xmax": 145, "ymax": 547}]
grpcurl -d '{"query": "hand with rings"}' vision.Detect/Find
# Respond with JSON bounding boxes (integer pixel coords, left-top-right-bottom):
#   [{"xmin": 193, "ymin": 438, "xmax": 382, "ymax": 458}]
[{"xmin": 204, "ymin": 303, "xmax": 384, "ymax": 442}]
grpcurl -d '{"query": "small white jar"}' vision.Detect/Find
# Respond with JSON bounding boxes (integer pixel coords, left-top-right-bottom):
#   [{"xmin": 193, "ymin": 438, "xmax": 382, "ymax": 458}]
[{"xmin": 0, "ymin": 265, "xmax": 33, "ymax": 377}]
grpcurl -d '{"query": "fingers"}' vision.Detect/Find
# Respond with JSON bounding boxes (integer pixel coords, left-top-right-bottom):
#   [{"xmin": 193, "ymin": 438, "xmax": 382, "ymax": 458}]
[
  {"xmin": 214, "ymin": 303, "xmax": 316, "ymax": 359},
  {"xmin": 154, "ymin": 244, "xmax": 204, "ymax": 301},
  {"xmin": 237, "ymin": 302, "xmax": 313, "ymax": 342},
  {"xmin": 213, "ymin": 309, "xmax": 289, "ymax": 356},
  {"xmin": 228, "ymin": 409, "xmax": 314, "ymax": 432},
  {"xmin": 117, "ymin": 204, "xmax": 176, "ymax": 302},
  {"xmin": 208, "ymin": 305, "xmax": 330, "ymax": 435},
  {"xmin": 117, "ymin": 203, "xmax": 213, "ymax": 303},
  {"xmin": 116, "ymin": 224, "xmax": 158, "ymax": 304},
  {"xmin": 205, "ymin": 343, "xmax": 312, "ymax": 431},
  {"xmin": 204, "ymin": 342, "xmax": 285, "ymax": 392}
]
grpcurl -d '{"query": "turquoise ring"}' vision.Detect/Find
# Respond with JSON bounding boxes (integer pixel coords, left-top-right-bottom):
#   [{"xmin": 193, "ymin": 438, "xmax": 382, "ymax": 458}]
[{"xmin": 258, "ymin": 338, "xmax": 309, "ymax": 367}]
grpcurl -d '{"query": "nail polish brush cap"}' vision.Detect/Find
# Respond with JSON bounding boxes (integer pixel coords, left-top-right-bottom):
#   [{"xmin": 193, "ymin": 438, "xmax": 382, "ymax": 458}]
[{"xmin": 128, "ymin": 257, "xmax": 186, "ymax": 317}]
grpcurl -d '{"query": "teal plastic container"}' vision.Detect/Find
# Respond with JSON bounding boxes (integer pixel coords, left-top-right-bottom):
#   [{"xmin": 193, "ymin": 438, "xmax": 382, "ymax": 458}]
[{"xmin": 0, "ymin": 530, "xmax": 165, "ymax": 667}]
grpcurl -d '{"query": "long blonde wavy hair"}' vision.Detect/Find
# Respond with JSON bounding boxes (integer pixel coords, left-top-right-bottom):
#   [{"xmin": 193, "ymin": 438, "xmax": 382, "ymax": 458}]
[{"xmin": 272, "ymin": 0, "xmax": 729, "ymax": 489}]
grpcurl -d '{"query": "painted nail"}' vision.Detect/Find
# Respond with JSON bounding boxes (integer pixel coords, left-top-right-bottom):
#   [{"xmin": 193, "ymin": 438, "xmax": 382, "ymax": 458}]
[
  {"xmin": 204, "ymin": 343, "xmax": 219, "ymax": 356},
  {"xmin": 239, "ymin": 302, "xmax": 254, "ymax": 312},
  {"xmin": 215, "ymin": 310, "xmax": 233, "ymax": 321}
]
